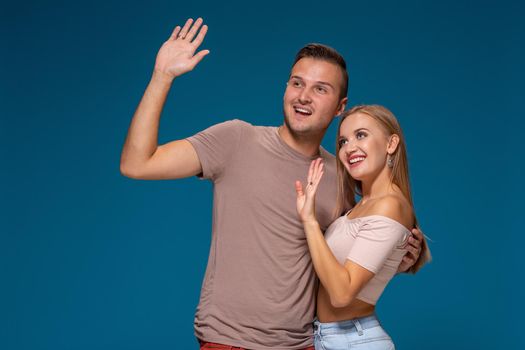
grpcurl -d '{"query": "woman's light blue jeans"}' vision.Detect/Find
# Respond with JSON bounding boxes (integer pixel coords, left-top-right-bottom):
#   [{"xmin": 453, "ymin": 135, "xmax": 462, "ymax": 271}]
[{"xmin": 313, "ymin": 314, "xmax": 395, "ymax": 350}]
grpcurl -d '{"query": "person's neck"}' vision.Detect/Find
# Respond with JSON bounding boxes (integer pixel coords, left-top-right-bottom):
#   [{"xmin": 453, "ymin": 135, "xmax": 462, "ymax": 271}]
[
  {"xmin": 360, "ymin": 168, "xmax": 394, "ymax": 203},
  {"xmin": 278, "ymin": 125, "xmax": 324, "ymax": 158}
]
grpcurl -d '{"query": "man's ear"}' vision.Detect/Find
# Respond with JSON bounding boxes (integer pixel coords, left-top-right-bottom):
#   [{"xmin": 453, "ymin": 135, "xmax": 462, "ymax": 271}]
[
  {"xmin": 387, "ymin": 134, "xmax": 400, "ymax": 154},
  {"xmin": 336, "ymin": 97, "xmax": 348, "ymax": 116}
]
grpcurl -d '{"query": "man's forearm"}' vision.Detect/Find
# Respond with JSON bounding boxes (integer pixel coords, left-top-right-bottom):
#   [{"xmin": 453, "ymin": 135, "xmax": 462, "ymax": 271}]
[{"xmin": 120, "ymin": 72, "xmax": 174, "ymax": 173}]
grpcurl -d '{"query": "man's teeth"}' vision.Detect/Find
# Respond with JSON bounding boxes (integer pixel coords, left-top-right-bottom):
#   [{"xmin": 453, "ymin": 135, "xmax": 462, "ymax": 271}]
[
  {"xmin": 295, "ymin": 107, "xmax": 312, "ymax": 115},
  {"xmin": 349, "ymin": 157, "xmax": 365, "ymax": 164}
]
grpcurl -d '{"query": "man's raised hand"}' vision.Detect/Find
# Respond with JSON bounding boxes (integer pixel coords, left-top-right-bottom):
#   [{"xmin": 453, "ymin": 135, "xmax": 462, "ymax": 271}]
[{"xmin": 154, "ymin": 18, "xmax": 209, "ymax": 80}]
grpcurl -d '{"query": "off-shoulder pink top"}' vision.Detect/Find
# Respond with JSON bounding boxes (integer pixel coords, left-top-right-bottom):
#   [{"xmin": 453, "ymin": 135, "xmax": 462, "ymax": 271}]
[{"xmin": 324, "ymin": 214, "xmax": 411, "ymax": 305}]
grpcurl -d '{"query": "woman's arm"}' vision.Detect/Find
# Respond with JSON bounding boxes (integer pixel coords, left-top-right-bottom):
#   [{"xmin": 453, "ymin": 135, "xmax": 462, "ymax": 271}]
[
  {"xmin": 295, "ymin": 158, "xmax": 375, "ymax": 308},
  {"xmin": 301, "ymin": 220, "xmax": 375, "ymax": 307}
]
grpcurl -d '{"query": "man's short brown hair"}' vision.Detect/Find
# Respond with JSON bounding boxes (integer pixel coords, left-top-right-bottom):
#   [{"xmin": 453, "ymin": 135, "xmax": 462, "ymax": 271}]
[{"xmin": 292, "ymin": 43, "xmax": 348, "ymax": 99}]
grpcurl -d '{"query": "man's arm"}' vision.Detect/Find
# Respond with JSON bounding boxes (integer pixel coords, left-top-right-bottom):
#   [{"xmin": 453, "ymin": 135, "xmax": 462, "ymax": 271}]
[
  {"xmin": 120, "ymin": 18, "xmax": 209, "ymax": 180},
  {"xmin": 397, "ymin": 227, "xmax": 424, "ymax": 273}
]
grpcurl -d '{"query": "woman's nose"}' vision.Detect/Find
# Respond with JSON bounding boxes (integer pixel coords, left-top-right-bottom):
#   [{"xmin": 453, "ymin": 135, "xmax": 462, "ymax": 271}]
[{"xmin": 343, "ymin": 141, "xmax": 357, "ymax": 154}]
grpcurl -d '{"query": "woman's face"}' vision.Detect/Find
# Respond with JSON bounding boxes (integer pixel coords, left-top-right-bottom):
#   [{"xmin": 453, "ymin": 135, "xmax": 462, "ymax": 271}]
[{"xmin": 338, "ymin": 112, "xmax": 391, "ymax": 181}]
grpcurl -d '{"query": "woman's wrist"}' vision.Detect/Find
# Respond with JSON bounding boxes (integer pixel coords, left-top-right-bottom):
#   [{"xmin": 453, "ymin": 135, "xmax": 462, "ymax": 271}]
[{"xmin": 302, "ymin": 219, "xmax": 320, "ymax": 232}]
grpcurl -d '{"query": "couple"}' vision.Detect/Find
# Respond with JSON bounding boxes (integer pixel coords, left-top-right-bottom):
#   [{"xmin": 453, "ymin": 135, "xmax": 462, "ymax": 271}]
[{"xmin": 120, "ymin": 18, "xmax": 430, "ymax": 350}]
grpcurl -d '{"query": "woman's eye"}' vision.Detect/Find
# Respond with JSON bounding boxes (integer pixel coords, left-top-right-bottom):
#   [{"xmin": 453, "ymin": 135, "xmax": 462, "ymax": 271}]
[
  {"xmin": 356, "ymin": 132, "xmax": 367, "ymax": 139},
  {"xmin": 338, "ymin": 139, "xmax": 348, "ymax": 147}
]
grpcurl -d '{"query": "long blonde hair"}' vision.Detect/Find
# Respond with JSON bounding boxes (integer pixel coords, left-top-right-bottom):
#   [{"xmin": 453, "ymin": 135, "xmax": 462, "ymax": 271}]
[{"xmin": 334, "ymin": 105, "xmax": 431, "ymax": 273}]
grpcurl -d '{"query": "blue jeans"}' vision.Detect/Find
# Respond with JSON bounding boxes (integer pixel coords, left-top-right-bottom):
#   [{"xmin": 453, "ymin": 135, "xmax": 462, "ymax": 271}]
[{"xmin": 313, "ymin": 314, "xmax": 395, "ymax": 350}]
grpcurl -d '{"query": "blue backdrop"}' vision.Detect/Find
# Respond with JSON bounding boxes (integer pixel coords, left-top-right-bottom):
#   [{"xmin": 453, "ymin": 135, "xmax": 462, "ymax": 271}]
[{"xmin": 2, "ymin": 0, "xmax": 523, "ymax": 349}]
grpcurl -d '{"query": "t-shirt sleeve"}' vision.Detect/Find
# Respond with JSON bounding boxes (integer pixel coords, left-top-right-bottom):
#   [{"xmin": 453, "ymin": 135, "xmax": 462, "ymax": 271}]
[
  {"xmin": 186, "ymin": 119, "xmax": 246, "ymax": 181},
  {"xmin": 347, "ymin": 216, "xmax": 409, "ymax": 274}
]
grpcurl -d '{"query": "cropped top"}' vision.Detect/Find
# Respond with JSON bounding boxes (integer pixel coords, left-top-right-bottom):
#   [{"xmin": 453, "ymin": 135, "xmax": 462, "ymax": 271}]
[{"xmin": 324, "ymin": 214, "xmax": 411, "ymax": 305}]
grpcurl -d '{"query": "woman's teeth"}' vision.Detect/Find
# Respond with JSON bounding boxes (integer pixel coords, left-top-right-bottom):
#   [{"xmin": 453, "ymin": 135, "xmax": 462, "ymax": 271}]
[{"xmin": 349, "ymin": 156, "xmax": 365, "ymax": 164}]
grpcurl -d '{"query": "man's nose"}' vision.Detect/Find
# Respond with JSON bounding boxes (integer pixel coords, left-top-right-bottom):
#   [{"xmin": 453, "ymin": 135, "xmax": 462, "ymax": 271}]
[{"xmin": 298, "ymin": 88, "xmax": 312, "ymax": 103}]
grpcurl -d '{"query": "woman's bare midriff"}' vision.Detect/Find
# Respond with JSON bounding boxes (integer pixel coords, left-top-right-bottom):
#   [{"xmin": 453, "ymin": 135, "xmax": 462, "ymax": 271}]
[{"xmin": 316, "ymin": 284, "xmax": 375, "ymax": 323}]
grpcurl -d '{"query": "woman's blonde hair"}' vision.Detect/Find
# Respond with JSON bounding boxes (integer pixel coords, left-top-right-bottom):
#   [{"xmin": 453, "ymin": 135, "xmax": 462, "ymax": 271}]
[{"xmin": 334, "ymin": 104, "xmax": 431, "ymax": 273}]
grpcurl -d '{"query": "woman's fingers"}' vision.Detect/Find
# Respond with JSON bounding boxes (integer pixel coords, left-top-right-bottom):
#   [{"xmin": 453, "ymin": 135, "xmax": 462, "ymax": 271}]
[
  {"xmin": 305, "ymin": 158, "xmax": 324, "ymax": 194},
  {"xmin": 307, "ymin": 159, "xmax": 315, "ymax": 185},
  {"xmin": 312, "ymin": 158, "xmax": 323, "ymax": 183},
  {"xmin": 315, "ymin": 161, "xmax": 324, "ymax": 183},
  {"xmin": 295, "ymin": 180, "xmax": 304, "ymax": 197}
]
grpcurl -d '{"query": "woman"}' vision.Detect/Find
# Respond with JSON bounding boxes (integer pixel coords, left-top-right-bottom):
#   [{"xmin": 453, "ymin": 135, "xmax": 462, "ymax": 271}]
[{"xmin": 295, "ymin": 105, "xmax": 431, "ymax": 349}]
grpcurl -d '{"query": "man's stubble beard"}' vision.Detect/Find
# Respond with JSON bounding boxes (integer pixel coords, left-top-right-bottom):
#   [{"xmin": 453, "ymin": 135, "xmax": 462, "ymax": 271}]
[{"xmin": 283, "ymin": 108, "xmax": 330, "ymax": 144}]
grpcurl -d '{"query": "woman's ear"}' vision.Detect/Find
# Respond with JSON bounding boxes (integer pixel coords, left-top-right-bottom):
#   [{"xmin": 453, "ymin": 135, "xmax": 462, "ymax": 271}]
[{"xmin": 387, "ymin": 134, "xmax": 400, "ymax": 154}]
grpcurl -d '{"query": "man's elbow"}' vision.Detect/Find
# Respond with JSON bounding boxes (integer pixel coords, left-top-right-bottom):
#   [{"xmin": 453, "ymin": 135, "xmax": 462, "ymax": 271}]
[{"xmin": 120, "ymin": 162, "xmax": 144, "ymax": 179}]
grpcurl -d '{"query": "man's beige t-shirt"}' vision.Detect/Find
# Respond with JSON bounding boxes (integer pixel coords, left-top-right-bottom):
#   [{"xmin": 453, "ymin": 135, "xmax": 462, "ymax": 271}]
[{"xmin": 187, "ymin": 120, "xmax": 339, "ymax": 349}]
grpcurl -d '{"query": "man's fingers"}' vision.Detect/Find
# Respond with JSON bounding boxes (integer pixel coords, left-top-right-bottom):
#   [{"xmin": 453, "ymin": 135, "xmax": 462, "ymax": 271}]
[
  {"xmin": 186, "ymin": 17, "xmax": 203, "ymax": 42},
  {"xmin": 192, "ymin": 24, "xmax": 208, "ymax": 47},
  {"xmin": 170, "ymin": 26, "xmax": 181, "ymax": 40},
  {"xmin": 406, "ymin": 245, "xmax": 419, "ymax": 258},
  {"xmin": 408, "ymin": 230, "xmax": 423, "ymax": 255},
  {"xmin": 411, "ymin": 228, "xmax": 424, "ymax": 241},
  {"xmin": 407, "ymin": 236, "xmax": 419, "ymax": 248},
  {"xmin": 169, "ymin": 18, "xmax": 206, "ymax": 42},
  {"xmin": 178, "ymin": 18, "xmax": 194, "ymax": 39},
  {"xmin": 402, "ymin": 255, "xmax": 415, "ymax": 265},
  {"xmin": 189, "ymin": 50, "xmax": 210, "ymax": 69}
]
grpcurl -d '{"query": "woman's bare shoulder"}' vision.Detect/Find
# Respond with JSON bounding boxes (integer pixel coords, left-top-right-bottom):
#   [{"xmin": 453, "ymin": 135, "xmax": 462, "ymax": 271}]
[{"xmin": 367, "ymin": 194, "xmax": 414, "ymax": 229}]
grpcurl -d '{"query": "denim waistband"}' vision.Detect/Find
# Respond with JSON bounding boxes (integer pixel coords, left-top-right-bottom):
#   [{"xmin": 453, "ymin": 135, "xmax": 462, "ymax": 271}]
[{"xmin": 313, "ymin": 314, "xmax": 380, "ymax": 336}]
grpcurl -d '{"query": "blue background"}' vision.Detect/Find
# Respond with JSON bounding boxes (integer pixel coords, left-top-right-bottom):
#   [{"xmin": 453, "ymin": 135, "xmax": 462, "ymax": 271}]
[{"xmin": 2, "ymin": 0, "xmax": 523, "ymax": 349}]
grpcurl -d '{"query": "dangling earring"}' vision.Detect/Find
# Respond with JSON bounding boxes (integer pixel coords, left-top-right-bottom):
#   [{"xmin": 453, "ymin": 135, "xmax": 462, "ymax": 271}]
[{"xmin": 387, "ymin": 154, "xmax": 394, "ymax": 168}]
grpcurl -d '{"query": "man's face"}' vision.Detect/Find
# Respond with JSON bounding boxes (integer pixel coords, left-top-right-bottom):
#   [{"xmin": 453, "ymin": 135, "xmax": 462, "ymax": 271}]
[{"xmin": 283, "ymin": 58, "xmax": 347, "ymax": 137}]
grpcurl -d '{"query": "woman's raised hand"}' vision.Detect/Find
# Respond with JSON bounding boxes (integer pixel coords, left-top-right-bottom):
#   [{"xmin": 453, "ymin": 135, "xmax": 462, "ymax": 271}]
[
  {"xmin": 295, "ymin": 158, "xmax": 324, "ymax": 224},
  {"xmin": 154, "ymin": 18, "xmax": 209, "ymax": 80}
]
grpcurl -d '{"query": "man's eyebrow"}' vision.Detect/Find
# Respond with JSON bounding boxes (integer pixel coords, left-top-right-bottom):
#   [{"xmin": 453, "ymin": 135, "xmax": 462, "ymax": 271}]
[
  {"xmin": 316, "ymin": 81, "xmax": 335, "ymax": 89},
  {"xmin": 289, "ymin": 76, "xmax": 335, "ymax": 89}
]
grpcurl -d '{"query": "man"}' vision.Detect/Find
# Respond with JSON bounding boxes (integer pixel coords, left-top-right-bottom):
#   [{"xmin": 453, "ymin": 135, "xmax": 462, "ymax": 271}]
[{"xmin": 120, "ymin": 18, "xmax": 423, "ymax": 350}]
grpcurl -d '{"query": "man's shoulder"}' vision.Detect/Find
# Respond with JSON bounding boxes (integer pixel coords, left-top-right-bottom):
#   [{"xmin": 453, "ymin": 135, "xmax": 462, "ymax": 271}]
[
  {"xmin": 229, "ymin": 120, "xmax": 282, "ymax": 141},
  {"xmin": 214, "ymin": 119, "xmax": 278, "ymax": 132},
  {"xmin": 194, "ymin": 119, "xmax": 256, "ymax": 139},
  {"xmin": 217, "ymin": 118, "xmax": 252, "ymax": 129}
]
